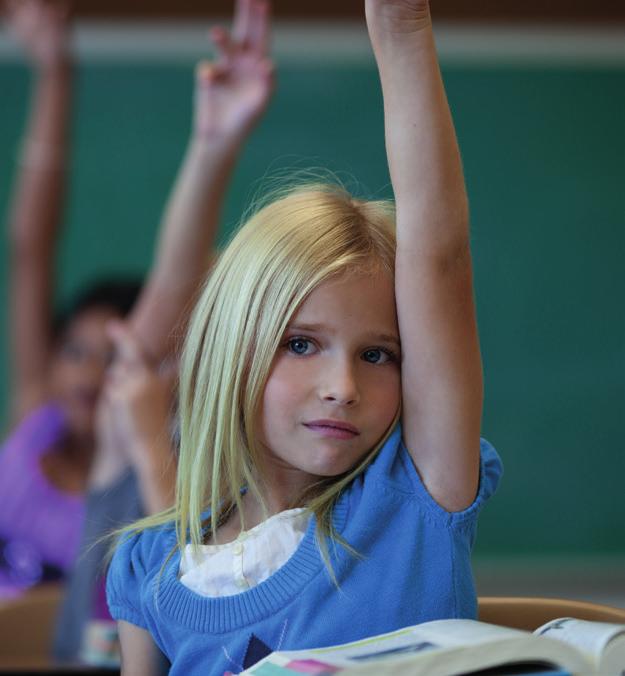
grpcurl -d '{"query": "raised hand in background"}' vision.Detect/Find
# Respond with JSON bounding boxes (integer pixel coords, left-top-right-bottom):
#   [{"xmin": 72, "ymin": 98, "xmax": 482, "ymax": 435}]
[
  {"xmin": 5, "ymin": 0, "xmax": 71, "ymax": 66},
  {"xmin": 195, "ymin": 0, "xmax": 274, "ymax": 140},
  {"xmin": 128, "ymin": 0, "xmax": 275, "ymax": 363},
  {"xmin": 4, "ymin": 0, "xmax": 74, "ymax": 423},
  {"xmin": 93, "ymin": 322, "xmax": 177, "ymax": 515}
]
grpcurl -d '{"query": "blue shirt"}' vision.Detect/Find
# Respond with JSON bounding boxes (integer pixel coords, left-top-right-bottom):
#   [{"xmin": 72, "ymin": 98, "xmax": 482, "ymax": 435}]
[{"xmin": 107, "ymin": 425, "xmax": 502, "ymax": 675}]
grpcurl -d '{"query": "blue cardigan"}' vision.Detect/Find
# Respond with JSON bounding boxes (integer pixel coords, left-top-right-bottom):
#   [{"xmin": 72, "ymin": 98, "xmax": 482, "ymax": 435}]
[{"xmin": 107, "ymin": 425, "xmax": 502, "ymax": 675}]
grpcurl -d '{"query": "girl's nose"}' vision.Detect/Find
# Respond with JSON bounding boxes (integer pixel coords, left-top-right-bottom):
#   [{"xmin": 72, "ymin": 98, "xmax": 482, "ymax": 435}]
[{"xmin": 320, "ymin": 362, "xmax": 360, "ymax": 407}]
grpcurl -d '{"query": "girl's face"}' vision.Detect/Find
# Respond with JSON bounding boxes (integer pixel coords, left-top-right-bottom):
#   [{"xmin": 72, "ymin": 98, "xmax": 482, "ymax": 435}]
[{"xmin": 258, "ymin": 269, "xmax": 401, "ymax": 500}]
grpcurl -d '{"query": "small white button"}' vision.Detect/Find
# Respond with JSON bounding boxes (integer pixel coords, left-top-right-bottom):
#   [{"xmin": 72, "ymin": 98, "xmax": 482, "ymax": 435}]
[
  {"xmin": 233, "ymin": 543, "xmax": 243, "ymax": 556},
  {"xmin": 236, "ymin": 578, "xmax": 247, "ymax": 589}
]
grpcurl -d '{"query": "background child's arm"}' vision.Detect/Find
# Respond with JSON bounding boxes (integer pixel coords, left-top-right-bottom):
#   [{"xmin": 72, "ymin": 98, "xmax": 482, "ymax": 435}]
[
  {"xmin": 366, "ymin": 0, "xmax": 482, "ymax": 512},
  {"xmin": 127, "ymin": 0, "xmax": 274, "ymax": 364},
  {"xmin": 4, "ymin": 0, "xmax": 72, "ymax": 422}
]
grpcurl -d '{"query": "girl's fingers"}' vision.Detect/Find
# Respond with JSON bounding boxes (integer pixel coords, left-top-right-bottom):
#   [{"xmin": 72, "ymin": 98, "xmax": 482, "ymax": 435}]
[
  {"xmin": 247, "ymin": 0, "xmax": 270, "ymax": 55},
  {"xmin": 209, "ymin": 25, "xmax": 234, "ymax": 64},
  {"xmin": 212, "ymin": 0, "xmax": 270, "ymax": 61},
  {"xmin": 232, "ymin": 0, "xmax": 252, "ymax": 46},
  {"xmin": 195, "ymin": 59, "xmax": 216, "ymax": 85},
  {"xmin": 107, "ymin": 320, "xmax": 144, "ymax": 369},
  {"xmin": 107, "ymin": 360, "xmax": 137, "ymax": 385},
  {"xmin": 195, "ymin": 60, "xmax": 228, "ymax": 93}
]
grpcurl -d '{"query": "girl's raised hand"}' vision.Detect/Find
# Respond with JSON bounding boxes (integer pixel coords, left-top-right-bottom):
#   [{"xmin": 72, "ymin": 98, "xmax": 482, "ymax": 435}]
[
  {"xmin": 4, "ymin": 0, "xmax": 71, "ymax": 66},
  {"xmin": 194, "ymin": 0, "xmax": 274, "ymax": 141}
]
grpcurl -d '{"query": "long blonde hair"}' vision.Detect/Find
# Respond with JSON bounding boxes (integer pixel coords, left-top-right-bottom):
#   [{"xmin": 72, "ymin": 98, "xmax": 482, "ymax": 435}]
[{"xmin": 122, "ymin": 182, "xmax": 398, "ymax": 573}]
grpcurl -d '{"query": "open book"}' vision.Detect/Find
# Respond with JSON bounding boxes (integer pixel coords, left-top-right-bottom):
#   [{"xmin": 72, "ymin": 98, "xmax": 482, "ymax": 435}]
[{"xmin": 243, "ymin": 617, "xmax": 625, "ymax": 675}]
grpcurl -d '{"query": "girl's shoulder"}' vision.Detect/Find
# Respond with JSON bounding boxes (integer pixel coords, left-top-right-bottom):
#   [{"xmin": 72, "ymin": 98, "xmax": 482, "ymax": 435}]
[
  {"xmin": 109, "ymin": 521, "xmax": 177, "ymax": 583},
  {"xmin": 107, "ymin": 521, "xmax": 177, "ymax": 627}
]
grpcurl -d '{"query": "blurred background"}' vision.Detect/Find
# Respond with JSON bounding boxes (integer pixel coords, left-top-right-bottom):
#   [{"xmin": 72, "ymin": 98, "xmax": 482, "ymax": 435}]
[{"xmin": 1, "ymin": 0, "xmax": 624, "ymax": 606}]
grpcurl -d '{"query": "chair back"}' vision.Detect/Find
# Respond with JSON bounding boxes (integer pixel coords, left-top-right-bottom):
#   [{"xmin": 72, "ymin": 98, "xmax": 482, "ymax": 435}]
[
  {"xmin": 478, "ymin": 596, "xmax": 625, "ymax": 632},
  {"xmin": 0, "ymin": 584, "xmax": 63, "ymax": 669}
]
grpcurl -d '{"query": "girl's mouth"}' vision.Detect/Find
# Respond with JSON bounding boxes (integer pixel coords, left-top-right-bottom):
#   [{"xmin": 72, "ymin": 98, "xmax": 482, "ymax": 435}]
[{"xmin": 303, "ymin": 419, "xmax": 360, "ymax": 440}]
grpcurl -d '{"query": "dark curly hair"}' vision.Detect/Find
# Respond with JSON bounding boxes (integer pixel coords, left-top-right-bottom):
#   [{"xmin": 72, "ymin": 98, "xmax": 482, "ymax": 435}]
[{"xmin": 52, "ymin": 277, "xmax": 143, "ymax": 341}]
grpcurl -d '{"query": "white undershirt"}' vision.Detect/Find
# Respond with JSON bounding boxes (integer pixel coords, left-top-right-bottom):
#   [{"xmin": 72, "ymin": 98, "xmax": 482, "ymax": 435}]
[{"xmin": 179, "ymin": 508, "xmax": 310, "ymax": 597}]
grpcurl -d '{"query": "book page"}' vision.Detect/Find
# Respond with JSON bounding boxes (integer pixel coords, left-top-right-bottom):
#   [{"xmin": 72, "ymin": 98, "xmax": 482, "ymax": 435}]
[
  {"xmin": 277, "ymin": 621, "xmax": 529, "ymax": 665},
  {"xmin": 535, "ymin": 618, "xmax": 625, "ymax": 673},
  {"xmin": 244, "ymin": 620, "xmax": 592, "ymax": 675}
]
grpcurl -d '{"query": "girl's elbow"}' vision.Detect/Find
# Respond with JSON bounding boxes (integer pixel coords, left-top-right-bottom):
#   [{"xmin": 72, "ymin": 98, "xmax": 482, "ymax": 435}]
[{"xmin": 432, "ymin": 483, "xmax": 479, "ymax": 513}]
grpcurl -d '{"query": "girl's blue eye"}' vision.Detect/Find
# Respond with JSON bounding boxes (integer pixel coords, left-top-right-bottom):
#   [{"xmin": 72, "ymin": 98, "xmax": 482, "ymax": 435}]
[
  {"xmin": 288, "ymin": 338, "xmax": 313, "ymax": 355},
  {"xmin": 362, "ymin": 348, "xmax": 393, "ymax": 364}
]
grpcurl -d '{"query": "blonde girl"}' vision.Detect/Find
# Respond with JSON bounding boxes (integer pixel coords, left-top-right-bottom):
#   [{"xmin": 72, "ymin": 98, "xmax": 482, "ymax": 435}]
[{"xmin": 107, "ymin": 1, "xmax": 502, "ymax": 674}]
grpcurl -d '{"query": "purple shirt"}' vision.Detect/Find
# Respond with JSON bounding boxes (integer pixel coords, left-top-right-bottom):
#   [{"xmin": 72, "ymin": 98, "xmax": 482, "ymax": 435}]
[{"xmin": 0, "ymin": 404, "xmax": 85, "ymax": 599}]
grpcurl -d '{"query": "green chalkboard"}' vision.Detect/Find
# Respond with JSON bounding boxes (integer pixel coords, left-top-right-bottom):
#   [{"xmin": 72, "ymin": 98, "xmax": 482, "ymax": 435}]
[{"xmin": 1, "ymin": 59, "xmax": 624, "ymax": 558}]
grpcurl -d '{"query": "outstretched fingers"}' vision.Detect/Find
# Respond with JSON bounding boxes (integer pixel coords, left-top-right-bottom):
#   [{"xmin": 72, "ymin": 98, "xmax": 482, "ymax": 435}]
[
  {"xmin": 247, "ymin": 0, "xmax": 270, "ymax": 56},
  {"xmin": 107, "ymin": 320, "xmax": 146, "ymax": 377},
  {"xmin": 232, "ymin": 0, "xmax": 252, "ymax": 45},
  {"xmin": 209, "ymin": 0, "xmax": 270, "ymax": 63},
  {"xmin": 209, "ymin": 25, "xmax": 235, "ymax": 65},
  {"xmin": 193, "ymin": 0, "xmax": 274, "ymax": 138},
  {"xmin": 231, "ymin": 0, "xmax": 271, "ymax": 55}
]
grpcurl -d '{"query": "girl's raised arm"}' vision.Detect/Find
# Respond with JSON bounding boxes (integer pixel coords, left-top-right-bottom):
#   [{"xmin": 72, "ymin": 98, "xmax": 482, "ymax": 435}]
[
  {"xmin": 127, "ymin": 0, "xmax": 274, "ymax": 363},
  {"xmin": 5, "ymin": 0, "xmax": 72, "ymax": 421},
  {"xmin": 366, "ymin": 0, "xmax": 482, "ymax": 511}
]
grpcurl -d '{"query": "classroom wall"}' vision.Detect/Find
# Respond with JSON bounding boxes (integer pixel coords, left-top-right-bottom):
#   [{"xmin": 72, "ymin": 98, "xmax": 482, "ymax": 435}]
[{"xmin": 1, "ymin": 26, "xmax": 623, "ymax": 560}]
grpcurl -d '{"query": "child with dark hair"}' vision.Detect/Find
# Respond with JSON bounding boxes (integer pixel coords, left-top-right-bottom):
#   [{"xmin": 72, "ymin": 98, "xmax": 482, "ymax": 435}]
[
  {"xmin": 1, "ymin": 0, "xmax": 273, "ymax": 604},
  {"xmin": 51, "ymin": 278, "xmax": 144, "ymax": 340},
  {"xmin": 0, "ymin": 276, "xmax": 143, "ymax": 597}
]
